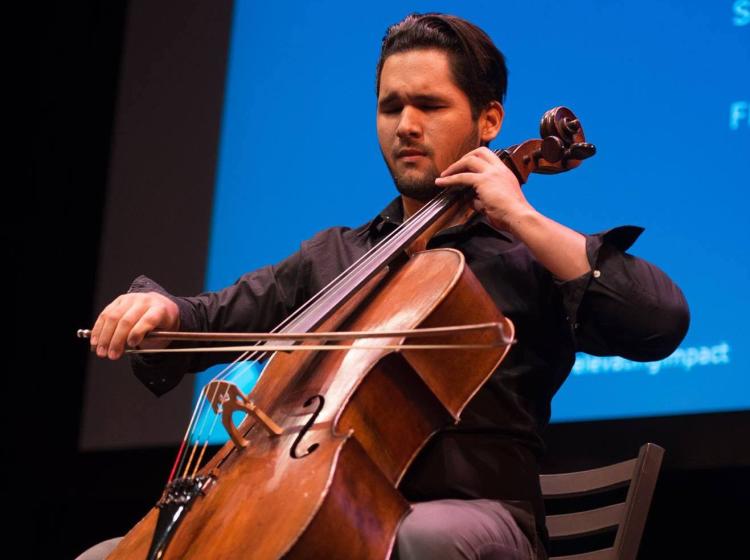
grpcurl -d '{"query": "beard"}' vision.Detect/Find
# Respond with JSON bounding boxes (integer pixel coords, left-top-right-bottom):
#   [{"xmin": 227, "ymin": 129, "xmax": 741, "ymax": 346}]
[
  {"xmin": 390, "ymin": 164, "xmax": 442, "ymax": 202},
  {"xmin": 381, "ymin": 140, "xmax": 441, "ymax": 202}
]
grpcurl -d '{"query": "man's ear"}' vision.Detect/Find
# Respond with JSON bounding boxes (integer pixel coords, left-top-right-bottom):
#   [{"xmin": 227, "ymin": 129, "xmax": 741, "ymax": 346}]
[{"xmin": 479, "ymin": 101, "xmax": 504, "ymax": 144}]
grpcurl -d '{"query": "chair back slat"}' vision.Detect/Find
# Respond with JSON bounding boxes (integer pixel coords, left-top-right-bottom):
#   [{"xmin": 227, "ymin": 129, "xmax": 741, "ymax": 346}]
[
  {"xmin": 540, "ymin": 459, "xmax": 636, "ymax": 498},
  {"xmin": 547, "ymin": 548, "xmax": 615, "ymax": 560},
  {"xmin": 546, "ymin": 503, "xmax": 625, "ymax": 539}
]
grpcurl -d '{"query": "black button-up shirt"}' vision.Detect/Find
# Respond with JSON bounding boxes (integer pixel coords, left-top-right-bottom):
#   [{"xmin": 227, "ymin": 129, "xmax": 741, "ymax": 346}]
[{"xmin": 129, "ymin": 197, "xmax": 689, "ymax": 555}]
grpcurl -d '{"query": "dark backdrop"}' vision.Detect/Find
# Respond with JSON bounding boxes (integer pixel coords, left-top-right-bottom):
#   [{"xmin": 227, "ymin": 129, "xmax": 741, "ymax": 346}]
[{"xmin": 27, "ymin": 1, "xmax": 747, "ymax": 558}]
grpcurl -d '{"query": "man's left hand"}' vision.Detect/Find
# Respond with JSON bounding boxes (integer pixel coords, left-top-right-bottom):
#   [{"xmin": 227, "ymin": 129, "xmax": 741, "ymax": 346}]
[{"xmin": 434, "ymin": 147, "xmax": 532, "ymax": 233}]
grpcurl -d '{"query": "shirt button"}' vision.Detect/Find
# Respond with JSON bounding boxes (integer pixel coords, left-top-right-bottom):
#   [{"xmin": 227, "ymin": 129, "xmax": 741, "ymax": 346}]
[
  {"xmin": 573, "ymin": 322, "xmax": 580, "ymax": 330},
  {"xmin": 592, "ymin": 269, "xmax": 601, "ymax": 278}
]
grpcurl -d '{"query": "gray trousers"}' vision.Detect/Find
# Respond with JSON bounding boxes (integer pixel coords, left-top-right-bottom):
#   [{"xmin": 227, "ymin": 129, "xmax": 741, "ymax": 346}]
[{"xmin": 75, "ymin": 499, "xmax": 535, "ymax": 560}]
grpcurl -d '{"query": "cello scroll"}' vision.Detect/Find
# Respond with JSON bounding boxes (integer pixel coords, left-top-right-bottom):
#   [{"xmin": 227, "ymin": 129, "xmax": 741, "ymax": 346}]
[{"xmin": 495, "ymin": 106, "xmax": 596, "ymax": 184}]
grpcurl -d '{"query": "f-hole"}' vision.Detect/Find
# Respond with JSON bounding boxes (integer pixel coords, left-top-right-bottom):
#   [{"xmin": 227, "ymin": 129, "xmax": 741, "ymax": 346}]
[{"xmin": 290, "ymin": 395, "xmax": 324, "ymax": 458}]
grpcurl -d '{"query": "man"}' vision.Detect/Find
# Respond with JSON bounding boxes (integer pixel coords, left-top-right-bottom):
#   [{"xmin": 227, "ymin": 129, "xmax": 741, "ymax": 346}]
[{"xmin": 82, "ymin": 13, "xmax": 689, "ymax": 560}]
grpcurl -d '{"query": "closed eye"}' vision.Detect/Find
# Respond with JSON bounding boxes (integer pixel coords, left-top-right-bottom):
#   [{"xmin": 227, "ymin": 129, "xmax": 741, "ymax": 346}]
[
  {"xmin": 378, "ymin": 104, "xmax": 402, "ymax": 115},
  {"xmin": 378, "ymin": 93, "xmax": 449, "ymax": 114}
]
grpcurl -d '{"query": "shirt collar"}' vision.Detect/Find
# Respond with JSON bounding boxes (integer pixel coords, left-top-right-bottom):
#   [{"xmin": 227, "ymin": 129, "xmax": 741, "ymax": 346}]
[{"xmin": 365, "ymin": 195, "xmax": 513, "ymax": 242}]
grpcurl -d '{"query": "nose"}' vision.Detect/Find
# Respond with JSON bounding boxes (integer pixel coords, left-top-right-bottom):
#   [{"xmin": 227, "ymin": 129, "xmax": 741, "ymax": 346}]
[{"xmin": 396, "ymin": 106, "xmax": 422, "ymax": 140}]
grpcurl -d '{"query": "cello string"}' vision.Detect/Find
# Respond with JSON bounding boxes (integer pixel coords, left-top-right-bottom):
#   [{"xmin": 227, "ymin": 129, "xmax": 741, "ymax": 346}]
[
  {"xmin": 189, "ymin": 379, "xmax": 237, "ymax": 480},
  {"xmin": 186, "ymin": 398, "xmax": 224, "ymax": 480},
  {"xmin": 168, "ymin": 383, "xmax": 209, "ymax": 483},
  {"xmin": 177, "ymin": 350, "xmax": 267, "ymax": 479},
  {"xmin": 191, "ymin": 359, "xmax": 271, "ymax": 475},
  {"xmin": 172, "ymin": 351, "xmax": 260, "ymax": 480},
  {"xmin": 181, "ymin": 380, "xmax": 232, "ymax": 478},
  {"xmin": 172, "ymin": 380, "xmax": 215, "ymax": 481},
  {"xmin": 177, "ymin": 347, "xmax": 269, "ymax": 476}
]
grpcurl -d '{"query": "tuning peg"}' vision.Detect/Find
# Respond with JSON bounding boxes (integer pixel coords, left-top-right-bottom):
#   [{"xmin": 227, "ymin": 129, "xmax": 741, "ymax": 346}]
[
  {"xmin": 565, "ymin": 142, "xmax": 596, "ymax": 161},
  {"xmin": 540, "ymin": 136, "xmax": 565, "ymax": 163}
]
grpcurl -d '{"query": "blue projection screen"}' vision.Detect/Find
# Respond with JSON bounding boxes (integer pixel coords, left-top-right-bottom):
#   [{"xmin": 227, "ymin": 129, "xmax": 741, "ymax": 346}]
[{"xmin": 193, "ymin": 0, "xmax": 749, "ymax": 441}]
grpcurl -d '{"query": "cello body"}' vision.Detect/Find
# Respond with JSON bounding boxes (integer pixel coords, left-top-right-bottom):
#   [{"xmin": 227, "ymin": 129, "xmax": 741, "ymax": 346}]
[{"xmin": 108, "ymin": 248, "xmax": 513, "ymax": 559}]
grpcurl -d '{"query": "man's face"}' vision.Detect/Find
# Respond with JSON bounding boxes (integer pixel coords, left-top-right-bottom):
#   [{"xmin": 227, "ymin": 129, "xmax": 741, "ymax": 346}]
[{"xmin": 377, "ymin": 49, "xmax": 483, "ymax": 202}]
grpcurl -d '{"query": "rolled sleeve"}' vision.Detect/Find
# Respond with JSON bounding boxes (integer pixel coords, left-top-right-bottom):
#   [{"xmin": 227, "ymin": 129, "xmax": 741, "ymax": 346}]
[{"xmin": 556, "ymin": 226, "xmax": 689, "ymax": 361}]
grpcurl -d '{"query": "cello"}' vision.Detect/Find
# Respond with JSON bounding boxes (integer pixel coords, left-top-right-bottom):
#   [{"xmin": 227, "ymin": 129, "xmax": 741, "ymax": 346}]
[{"xmin": 80, "ymin": 107, "xmax": 595, "ymax": 559}]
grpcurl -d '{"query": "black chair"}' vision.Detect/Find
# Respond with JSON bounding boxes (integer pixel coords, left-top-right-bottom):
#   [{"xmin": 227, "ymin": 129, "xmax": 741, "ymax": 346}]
[{"xmin": 540, "ymin": 443, "xmax": 664, "ymax": 560}]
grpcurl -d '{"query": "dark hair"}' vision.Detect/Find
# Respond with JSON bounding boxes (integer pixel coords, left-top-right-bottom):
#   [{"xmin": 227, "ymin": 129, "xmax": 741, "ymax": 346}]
[{"xmin": 375, "ymin": 13, "xmax": 508, "ymax": 118}]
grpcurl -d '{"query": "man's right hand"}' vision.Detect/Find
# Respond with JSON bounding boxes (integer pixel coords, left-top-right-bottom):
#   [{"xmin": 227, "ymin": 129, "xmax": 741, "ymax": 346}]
[{"xmin": 90, "ymin": 292, "xmax": 180, "ymax": 360}]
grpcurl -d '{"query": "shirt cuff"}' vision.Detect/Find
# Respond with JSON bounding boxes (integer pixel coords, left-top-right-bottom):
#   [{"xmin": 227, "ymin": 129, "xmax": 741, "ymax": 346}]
[
  {"xmin": 127, "ymin": 275, "xmax": 191, "ymax": 395},
  {"xmin": 128, "ymin": 275, "xmax": 199, "ymax": 332},
  {"xmin": 555, "ymin": 225, "xmax": 644, "ymax": 328}
]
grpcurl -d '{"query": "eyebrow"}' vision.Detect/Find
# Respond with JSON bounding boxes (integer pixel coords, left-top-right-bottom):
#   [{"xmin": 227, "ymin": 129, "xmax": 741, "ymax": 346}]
[{"xmin": 378, "ymin": 93, "xmax": 448, "ymax": 108}]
